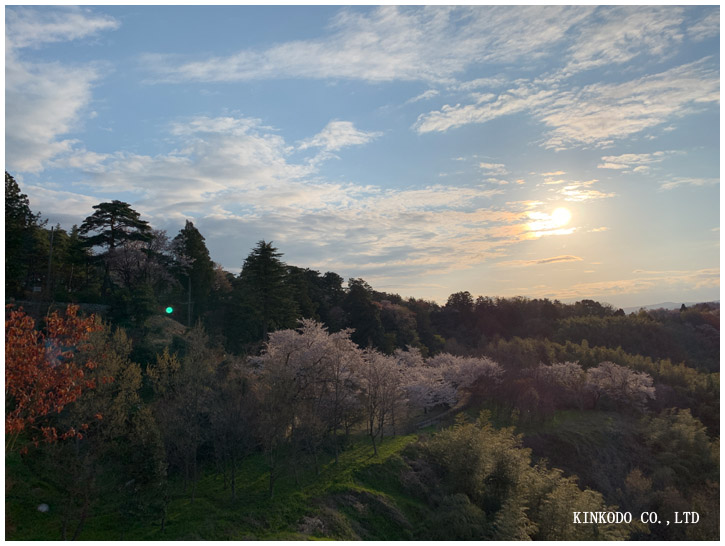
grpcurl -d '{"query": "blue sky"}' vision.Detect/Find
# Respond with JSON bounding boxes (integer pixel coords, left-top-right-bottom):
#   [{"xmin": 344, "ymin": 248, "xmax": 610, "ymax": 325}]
[{"xmin": 5, "ymin": 5, "xmax": 720, "ymax": 308}]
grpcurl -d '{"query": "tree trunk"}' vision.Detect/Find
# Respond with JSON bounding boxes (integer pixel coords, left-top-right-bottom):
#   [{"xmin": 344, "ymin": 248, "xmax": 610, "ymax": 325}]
[
  {"xmin": 230, "ymin": 458, "xmax": 236, "ymax": 501},
  {"xmin": 71, "ymin": 496, "xmax": 90, "ymax": 540},
  {"xmin": 369, "ymin": 431, "xmax": 378, "ymax": 456},
  {"xmin": 269, "ymin": 467, "xmax": 276, "ymax": 499},
  {"xmin": 190, "ymin": 456, "xmax": 198, "ymax": 503}
]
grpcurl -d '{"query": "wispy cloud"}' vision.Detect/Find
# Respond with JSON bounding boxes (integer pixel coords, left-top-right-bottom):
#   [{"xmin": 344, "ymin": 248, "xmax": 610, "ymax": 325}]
[
  {"xmin": 142, "ymin": 6, "xmax": 592, "ymax": 84},
  {"xmin": 597, "ymin": 151, "xmax": 677, "ymax": 172},
  {"xmin": 527, "ymin": 268, "xmax": 719, "ymax": 301},
  {"xmin": 561, "ymin": 7, "xmax": 685, "ymax": 76},
  {"xmin": 540, "ymin": 59, "xmax": 719, "ymax": 149},
  {"xmin": 298, "ymin": 121, "xmax": 382, "ymax": 153},
  {"xmin": 497, "ymin": 254, "xmax": 583, "ymax": 267},
  {"xmin": 557, "ymin": 180, "xmax": 616, "ymax": 202},
  {"xmin": 415, "ymin": 58, "xmax": 719, "ymax": 149},
  {"xmin": 414, "ymin": 82, "xmax": 556, "ymax": 134},
  {"xmin": 6, "ymin": 6, "xmax": 119, "ymax": 50},
  {"xmin": 479, "ymin": 162, "xmax": 508, "ymax": 176},
  {"xmin": 5, "ymin": 7, "xmax": 119, "ymax": 173},
  {"xmin": 687, "ymin": 8, "xmax": 719, "ymax": 41},
  {"xmin": 405, "ymin": 89, "xmax": 440, "ymax": 104},
  {"xmin": 660, "ymin": 177, "xmax": 719, "ymax": 190}
]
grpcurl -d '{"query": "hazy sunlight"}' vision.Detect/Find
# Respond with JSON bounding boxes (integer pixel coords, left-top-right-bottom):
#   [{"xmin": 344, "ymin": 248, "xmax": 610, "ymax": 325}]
[{"xmin": 551, "ymin": 207, "xmax": 571, "ymax": 228}]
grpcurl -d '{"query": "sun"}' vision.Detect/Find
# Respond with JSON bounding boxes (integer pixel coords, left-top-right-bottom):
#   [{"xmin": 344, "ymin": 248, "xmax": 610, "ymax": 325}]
[{"xmin": 551, "ymin": 207, "xmax": 571, "ymax": 228}]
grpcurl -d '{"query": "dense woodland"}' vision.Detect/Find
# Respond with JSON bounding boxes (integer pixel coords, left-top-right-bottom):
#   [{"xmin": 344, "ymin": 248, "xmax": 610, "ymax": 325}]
[{"xmin": 5, "ymin": 171, "xmax": 720, "ymax": 540}]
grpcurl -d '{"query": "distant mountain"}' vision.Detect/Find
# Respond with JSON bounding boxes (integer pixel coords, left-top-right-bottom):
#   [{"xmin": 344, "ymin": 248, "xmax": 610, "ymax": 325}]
[{"xmin": 622, "ymin": 301, "xmax": 719, "ymax": 314}]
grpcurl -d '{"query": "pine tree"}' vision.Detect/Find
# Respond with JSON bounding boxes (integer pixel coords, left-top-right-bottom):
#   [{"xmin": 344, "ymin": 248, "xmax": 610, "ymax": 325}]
[
  {"xmin": 5, "ymin": 172, "xmax": 44, "ymax": 297},
  {"xmin": 343, "ymin": 278, "xmax": 385, "ymax": 350},
  {"xmin": 171, "ymin": 220, "xmax": 215, "ymax": 325},
  {"xmin": 239, "ymin": 241, "xmax": 297, "ymax": 340},
  {"xmin": 79, "ymin": 201, "xmax": 152, "ymax": 296}
]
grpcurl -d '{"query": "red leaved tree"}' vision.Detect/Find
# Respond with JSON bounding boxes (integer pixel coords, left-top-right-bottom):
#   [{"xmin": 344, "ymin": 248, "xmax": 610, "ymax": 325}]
[{"xmin": 5, "ymin": 304, "xmax": 103, "ymax": 452}]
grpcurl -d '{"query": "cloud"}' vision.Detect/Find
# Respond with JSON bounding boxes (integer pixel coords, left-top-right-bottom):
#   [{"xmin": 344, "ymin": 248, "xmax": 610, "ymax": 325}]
[
  {"xmin": 497, "ymin": 254, "xmax": 583, "ymax": 267},
  {"xmin": 479, "ymin": 162, "xmax": 508, "ymax": 176},
  {"xmin": 6, "ymin": 6, "xmax": 119, "ymax": 51},
  {"xmin": 406, "ymin": 89, "xmax": 440, "ymax": 104},
  {"xmin": 27, "ymin": 114, "xmax": 563, "ymax": 287},
  {"xmin": 526, "ymin": 268, "xmax": 719, "ymax": 301},
  {"xmin": 561, "ymin": 7, "xmax": 685, "ymax": 76},
  {"xmin": 551, "ymin": 180, "xmax": 615, "ymax": 202},
  {"xmin": 660, "ymin": 177, "xmax": 719, "ymax": 190},
  {"xmin": 540, "ymin": 59, "xmax": 719, "ymax": 149},
  {"xmin": 298, "ymin": 121, "xmax": 382, "ymax": 153},
  {"xmin": 538, "ymin": 176, "xmax": 616, "ymax": 202},
  {"xmin": 6, "ymin": 56, "xmax": 105, "ymax": 173},
  {"xmin": 143, "ymin": 6, "xmax": 593, "ymax": 84},
  {"xmin": 687, "ymin": 9, "xmax": 719, "ymax": 41},
  {"xmin": 22, "ymin": 183, "xmax": 108, "ymax": 225},
  {"xmin": 414, "ymin": 82, "xmax": 557, "ymax": 133},
  {"xmin": 5, "ymin": 7, "xmax": 119, "ymax": 173},
  {"xmin": 455, "ymin": 76, "xmax": 510, "ymax": 92},
  {"xmin": 597, "ymin": 151, "xmax": 677, "ymax": 172},
  {"xmin": 414, "ymin": 58, "xmax": 719, "ymax": 149}
]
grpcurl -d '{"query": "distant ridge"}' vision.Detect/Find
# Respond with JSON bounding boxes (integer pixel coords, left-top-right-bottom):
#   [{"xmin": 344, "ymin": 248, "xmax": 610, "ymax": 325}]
[{"xmin": 622, "ymin": 301, "xmax": 720, "ymax": 314}]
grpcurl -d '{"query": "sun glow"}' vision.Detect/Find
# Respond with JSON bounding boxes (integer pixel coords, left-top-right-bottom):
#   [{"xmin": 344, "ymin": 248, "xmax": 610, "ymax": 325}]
[
  {"xmin": 551, "ymin": 207, "xmax": 571, "ymax": 227},
  {"xmin": 526, "ymin": 207, "xmax": 575, "ymax": 238}
]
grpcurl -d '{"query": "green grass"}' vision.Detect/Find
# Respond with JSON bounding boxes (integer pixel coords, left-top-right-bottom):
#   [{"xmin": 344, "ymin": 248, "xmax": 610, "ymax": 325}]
[
  {"xmin": 6, "ymin": 433, "xmax": 423, "ymax": 540},
  {"xmin": 7, "ymin": 409, "xmax": 646, "ymax": 540}
]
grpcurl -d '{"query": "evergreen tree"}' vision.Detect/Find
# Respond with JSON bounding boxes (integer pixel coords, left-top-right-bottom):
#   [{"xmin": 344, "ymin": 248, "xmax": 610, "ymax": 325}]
[
  {"xmin": 79, "ymin": 200, "xmax": 151, "ymax": 251},
  {"xmin": 171, "ymin": 220, "xmax": 215, "ymax": 326},
  {"xmin": 343, "ymin": 278, "xmax": 385, "ymax": 350},
  {"xmin": 62, "ymin": 225, "xmax": 101, "ymax": 300},
  {"xmin": 5, "ymin": 172, "xmax": 44, "ymax": 297},
  {"xmin": 238, "ymin": 241, "xmax": 297, "ymax": 341},
  {"xmin": 79, "ymin": 201, "xmax": 152, "ymax": 296}
]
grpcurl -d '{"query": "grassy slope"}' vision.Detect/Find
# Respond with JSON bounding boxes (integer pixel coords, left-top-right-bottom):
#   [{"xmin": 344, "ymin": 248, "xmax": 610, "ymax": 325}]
[
  {"xmin": 6, "ymin": 434, "xmax": 424, "ymax": 540},
  {"xmin": 5, "ymin": 409, "xmax": 648, "ymax": 540}
]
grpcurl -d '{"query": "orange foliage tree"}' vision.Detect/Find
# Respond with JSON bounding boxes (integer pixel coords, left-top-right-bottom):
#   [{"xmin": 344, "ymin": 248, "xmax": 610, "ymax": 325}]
[{"xmin": 5, "ymin": 304, "xmax": 103, "ymax": 452}]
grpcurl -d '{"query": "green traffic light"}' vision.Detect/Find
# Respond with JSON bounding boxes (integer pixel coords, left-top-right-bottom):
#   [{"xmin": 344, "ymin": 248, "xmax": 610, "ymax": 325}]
[{"xmin": 165, "ymin": 306, "xmax": 173, "ymax": 314}]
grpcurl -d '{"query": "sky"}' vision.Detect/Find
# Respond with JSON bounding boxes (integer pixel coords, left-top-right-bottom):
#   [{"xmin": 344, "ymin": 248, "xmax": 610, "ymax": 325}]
[{"xmin": 4, "ymin": 5, "xmax": 721, "ymax": 308}]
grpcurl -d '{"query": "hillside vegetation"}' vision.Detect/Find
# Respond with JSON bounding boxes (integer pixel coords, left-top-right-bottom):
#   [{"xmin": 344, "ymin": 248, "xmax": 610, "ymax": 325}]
[{"xmin": 5, "ymin": 173, "xmax": 719, "ymax": 540}]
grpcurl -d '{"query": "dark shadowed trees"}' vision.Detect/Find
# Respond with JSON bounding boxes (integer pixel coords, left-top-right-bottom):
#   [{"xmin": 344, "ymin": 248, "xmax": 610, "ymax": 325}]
[
  {"xmin": 343, "ymin": 278, "xmax": 385, "ymax": 350},
  {"xmin": 79, "ymin": 200, "xmax": 152, "ymax": 297},
  {"xmin": 238, "ymin": 240, "xmax": 297, "ymax": 341},
  {"xmin": 5, "ymin": 172, "xmax": 46, "ymax": 297},
  {"xmin": 171, "ymin": 221, "xmax": 215, "ymax": 326}
]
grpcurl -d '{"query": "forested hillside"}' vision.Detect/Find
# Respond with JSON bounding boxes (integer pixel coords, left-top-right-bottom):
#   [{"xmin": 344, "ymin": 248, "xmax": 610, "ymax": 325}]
[{"xmin": 5, "ymin": 172, "xmax": 720, "ymax": 540}]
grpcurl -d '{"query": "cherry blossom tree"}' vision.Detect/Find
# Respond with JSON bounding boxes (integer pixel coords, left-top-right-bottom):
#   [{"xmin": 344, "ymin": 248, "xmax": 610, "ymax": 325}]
[
  {"xmin": 428, "ymin": 353, "xmax": 503, "ymax": 398},
  {"xmin": 534, "ymin": 361, "xmax": 588, "ymax": 410},
  {"xmin": 586, "ymin": 361, "xmax": 655, "ymax": 412},
  {"xmin": 356, "ymin": 350, "xmax": 402, "ymax": 455},
  {"xmin": 254, "ymin": 319, "xmax": 366, "ymax": 491}
]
